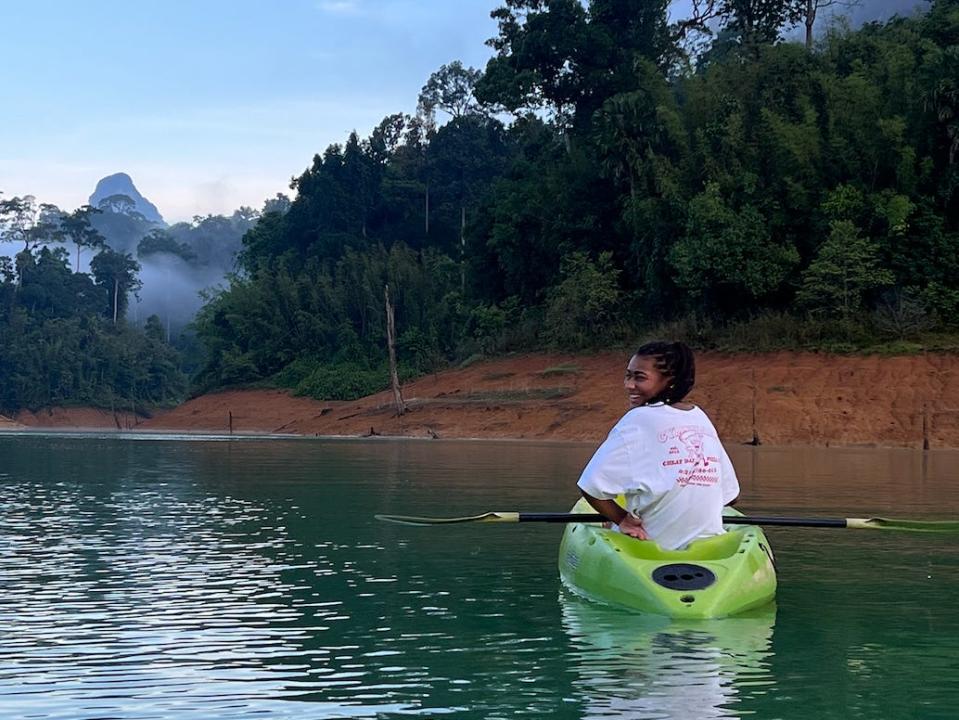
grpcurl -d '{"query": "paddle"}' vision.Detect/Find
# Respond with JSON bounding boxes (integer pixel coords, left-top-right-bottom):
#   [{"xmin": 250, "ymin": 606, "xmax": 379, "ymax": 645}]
[{"xmin": 375, "ymin": 512, "xmax": 959, "ymax": 532}]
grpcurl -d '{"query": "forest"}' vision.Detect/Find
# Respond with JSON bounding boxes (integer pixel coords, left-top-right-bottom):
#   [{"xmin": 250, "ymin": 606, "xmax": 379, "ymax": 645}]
[{"xmin": 1, "ymin": 0, "xmax": 957, "ymax": 412}]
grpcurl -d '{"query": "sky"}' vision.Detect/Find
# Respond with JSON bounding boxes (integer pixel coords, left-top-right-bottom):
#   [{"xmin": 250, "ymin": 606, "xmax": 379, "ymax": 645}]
[
  {"xmin": 1, "ymin": 0, "xmax": 504, "ymax": 222},
  {"xmin": 0, "ymin": 0, "xmax": 929, "ymax": 223}
]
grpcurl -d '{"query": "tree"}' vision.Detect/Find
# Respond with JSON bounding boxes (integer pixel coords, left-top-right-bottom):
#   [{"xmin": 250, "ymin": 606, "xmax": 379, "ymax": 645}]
[
  {"xmin": 801, "ymin": 0, "xmax": 862, "ymax": 49},
  {"xmin": 262, "ymin": 193, "xmax": 292, "ymax": 215},
  {"xmin": 426, "ymin": 116, "xmax": 511, "ymax": 284},
  {"xmin": 417, "ymin": 61, "xmax": 484, "ymax": 121},
  {"xmin": 55, "ymin": 205, "xmax": 106, "ymax": 272},
  {"xmin": 90, "ymin": 248, "xmax": 142, "ymax": 324},
  {"xmin": 97, "ymin": 193, "xmax": 141, "ymax": 218},
  {"xmin": 0, "ymin": 195, "xmax": 54, "ymax": 252},
  {"xmin": 478, "ymin": 0, "xmax": 671, "ymax": 134},
  {"xmin": 721, "ymin": 0, "xmax": 805, "ymax": 55},
  {"xmin": 544, "ymin": 251, "xmax": 621, "ymax": 347},
  {"xmin": 796, "ymin": 220, "xmax": 895, "ymax": 317},
  {"xmin": 231, "ymin": 206, "xmax": 260, "ymax": 225},
  {"xmin": 368, "ymin": 113, "xmax": 408, "ymax": 163},
  {"xmin": 671, "ymin": 184, "xmax": 799, "ymax": 308},
  {"xmin": 342, "ymin": 131, "xmax": 377, "ymax": 239},
  {"xmin": 592, "ymin": 61, "xmax": 686, "ymax": 204},
  {"xmin": 384, "ymin": 284, "xmax": 408, "ymax": 415},
  {"xmin": 136, "ymin": 229, "xmax": 197, "ymax": 262},
  {"xmin": 479, "ymin": 0, "xmax": 588, "ymax": 122}
]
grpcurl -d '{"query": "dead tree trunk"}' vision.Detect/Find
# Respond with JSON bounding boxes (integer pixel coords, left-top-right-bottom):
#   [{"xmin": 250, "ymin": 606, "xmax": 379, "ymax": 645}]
[
  {"xmin": 460, "ymin": 205, "xmax": 466, "ymax": 294},
  {"xmin": 384, "ymin": 284, "xmax": 408, "ymax": 416},
  {"xmin": 805, "ymin": 0, "xmax": 815, "ymax": 49}
]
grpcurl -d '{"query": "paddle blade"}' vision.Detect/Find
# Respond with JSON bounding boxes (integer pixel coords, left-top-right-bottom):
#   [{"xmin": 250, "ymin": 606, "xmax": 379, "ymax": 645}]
[
  {"xmin": 375, "ymin": 512, "xmax": 520, "ymax": 526},
  {"xmin": 850, "ymin": 517, "xmax": 959, "ymax": 533}
]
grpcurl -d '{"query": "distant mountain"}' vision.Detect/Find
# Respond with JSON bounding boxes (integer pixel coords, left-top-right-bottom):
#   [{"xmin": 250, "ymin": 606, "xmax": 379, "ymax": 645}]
[{"xmin": 89, "ymin": 173, "xmax": 165, "ymax": 225}]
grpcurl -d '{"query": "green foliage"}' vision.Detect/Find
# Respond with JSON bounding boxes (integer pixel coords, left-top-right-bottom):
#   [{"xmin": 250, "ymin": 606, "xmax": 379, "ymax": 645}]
[
  {"xmin": 54, "ymin": 206, "xmax": 105, "ymax": 272},
  {"xmin": 137, "ymin": 230, "xmax": 197, "ymax": 262},
  {"xmin": 458, "ymin": 353, "xmax": 486, "ymax": 369},
  {"xmin": 0, "ymin": 244, "xmax": 185, "ymax": 413},
  {"xmin": 167, "ymin": 212, "xmax": 257, "ymax": 268},
  {"xmin": 273, "ymin": 357, "xmax": 420, "ymax": 401},
  {"xmin": 296, "ymin": 365, "xmax": 385, "ymax": 401},
  {"xmin": 469, "ymin": 303, "xmax": 509, "ymax": 354},
  {"xmin": 671, "ymin": 184, "xmax": 799, "ymax": 305},
  {"xmin": 418, "ymin": 61, "xmax": 483, "ymax": 120},
  {"xmin": 922, "ymin": 281, "xmax": 959, "ymax": 327},
  {"xmin": 478, "ymin": 0, "xmax": 670, "ymax": 128},
  {"xmin": 545, "ymin": 251, "xmax": 622, "ymax": 348},
  {"xmin": 90, "ymin": 248, "xmax": 142, "ymax": 322},
  {"xmin": 797, "ymin": 220, "xmax": 895, "ymax": 318}
]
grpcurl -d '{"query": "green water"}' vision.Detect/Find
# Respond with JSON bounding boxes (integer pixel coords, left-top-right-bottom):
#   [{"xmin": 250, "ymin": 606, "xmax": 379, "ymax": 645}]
[{"xmin": 0, "ymin": 433, "xmax": 956, "ymax": 719}]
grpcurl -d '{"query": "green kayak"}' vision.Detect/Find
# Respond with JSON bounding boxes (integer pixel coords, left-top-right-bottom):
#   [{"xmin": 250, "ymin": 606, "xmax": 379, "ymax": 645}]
[{"xmin": 558, "ymin": 498, "xmax": 777, "ymax": 619}]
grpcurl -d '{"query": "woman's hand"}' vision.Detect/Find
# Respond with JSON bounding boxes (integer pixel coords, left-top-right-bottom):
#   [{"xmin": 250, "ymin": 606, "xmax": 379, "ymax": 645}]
[{"xmin": 618, "ymin": 513, "xmax": 648, "ymax": 539}]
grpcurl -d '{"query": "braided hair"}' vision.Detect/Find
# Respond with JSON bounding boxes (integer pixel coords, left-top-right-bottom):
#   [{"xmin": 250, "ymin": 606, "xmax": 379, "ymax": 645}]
[{"xmin": 634, "ymin": 341, "xmax": 695, "ymax": 406}]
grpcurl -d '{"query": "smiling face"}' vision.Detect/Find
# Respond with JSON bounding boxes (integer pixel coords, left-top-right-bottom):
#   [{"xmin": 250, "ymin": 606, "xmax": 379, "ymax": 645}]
[{"xmin": 624, "ymin": 354, "xmax": 671, "ymax": 408}]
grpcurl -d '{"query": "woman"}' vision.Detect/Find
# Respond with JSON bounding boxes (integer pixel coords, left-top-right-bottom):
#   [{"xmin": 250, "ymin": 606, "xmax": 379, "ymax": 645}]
[{"xmin": 577, "ymin": 341, "xmax": 740, "ymax": 550}]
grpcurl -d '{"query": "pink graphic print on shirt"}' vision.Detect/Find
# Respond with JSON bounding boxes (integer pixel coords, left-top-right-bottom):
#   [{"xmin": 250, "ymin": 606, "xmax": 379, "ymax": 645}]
[{"xmin": 657, "ymin": 425, "xmax": 721, "ymax": 487}]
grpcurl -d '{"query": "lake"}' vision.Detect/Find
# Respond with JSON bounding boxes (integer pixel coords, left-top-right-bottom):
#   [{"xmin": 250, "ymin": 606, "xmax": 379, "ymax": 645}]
[{"xmin": 0, "ymin": 432, "xmax": 956, "ymax": 719}]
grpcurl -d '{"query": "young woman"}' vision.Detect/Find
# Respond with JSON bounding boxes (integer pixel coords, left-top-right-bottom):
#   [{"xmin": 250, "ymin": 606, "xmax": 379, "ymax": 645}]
[{"xmin": 577, "ymin": 341, "xmax": 740, "ymax": 550}]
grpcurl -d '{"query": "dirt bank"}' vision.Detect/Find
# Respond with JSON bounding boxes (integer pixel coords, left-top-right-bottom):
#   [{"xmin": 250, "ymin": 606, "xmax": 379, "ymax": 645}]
[
  {"xmin": 13, "ymin": 352, "xmax": 959, "ymax": 448},
  {"xmin": 0, "ymin": 414, "xmax": 24, "ymax": 430},
  {"xmin": 15, "ymin": 407, "xmax": 142, "ymax": 431}
]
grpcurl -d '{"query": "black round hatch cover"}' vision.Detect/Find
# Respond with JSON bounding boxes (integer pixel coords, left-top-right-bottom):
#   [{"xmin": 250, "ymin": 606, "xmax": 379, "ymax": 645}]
[{"xmin": 651, "ymin": 563, "xmax": 716, "ymax": 591}]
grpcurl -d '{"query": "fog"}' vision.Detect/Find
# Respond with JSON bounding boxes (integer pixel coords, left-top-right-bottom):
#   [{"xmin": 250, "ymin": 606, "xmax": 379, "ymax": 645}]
[
  {"xmin": 129, "ymin": 254, "xmax": 232, "ymax": 339},
  {"xmin": 0, "ymin": 237, "xmax": 235, "ymax": 339}
]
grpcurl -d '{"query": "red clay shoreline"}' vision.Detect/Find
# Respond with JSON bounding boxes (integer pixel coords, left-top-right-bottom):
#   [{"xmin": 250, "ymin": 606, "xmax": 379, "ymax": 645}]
[{"xmin": 7, "ymin": 351, "xmax": 959, "ymax": 449}]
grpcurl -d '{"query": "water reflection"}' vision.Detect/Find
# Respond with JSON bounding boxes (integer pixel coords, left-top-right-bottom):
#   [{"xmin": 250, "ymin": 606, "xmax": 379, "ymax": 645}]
[{"xmin": 560, "ymin": 593, "xmax": 775, "ymax": 719}]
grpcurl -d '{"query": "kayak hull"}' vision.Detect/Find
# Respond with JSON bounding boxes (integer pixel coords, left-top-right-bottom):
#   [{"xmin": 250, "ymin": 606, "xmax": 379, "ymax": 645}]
[{"xmin": 558, "ymin": 498, "xmax": 777, "ymax": 619}]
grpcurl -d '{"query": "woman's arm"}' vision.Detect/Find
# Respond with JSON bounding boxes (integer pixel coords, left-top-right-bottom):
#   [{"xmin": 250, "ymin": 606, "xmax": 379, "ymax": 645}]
[{"xmin": 580, "ymin": 490, "xmax": 648, "ymax": 539}]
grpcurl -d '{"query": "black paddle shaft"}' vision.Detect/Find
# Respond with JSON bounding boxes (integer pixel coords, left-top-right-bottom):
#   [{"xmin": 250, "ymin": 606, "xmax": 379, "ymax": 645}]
[
  {"xmin": 516, "ymin": 512, "xmax": 850, "ymax": 528},
  {"xmin": 725, "ymin": 515, "xmax": 849, "ymax": 528},
  {"xmin": 517, "ymin": 513, "xmax": 608, "ymax": 523}
]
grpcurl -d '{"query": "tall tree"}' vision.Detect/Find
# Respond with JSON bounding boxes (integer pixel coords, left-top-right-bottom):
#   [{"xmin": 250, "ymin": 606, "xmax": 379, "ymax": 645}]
[
  {"xmin": 717, "ymin": 0, "xmax": 806, "ymax": 55},
  {"xmin": 90, "ymin": 248, "xmax": 142, "ymax": 324},
  {"xmin": 797, "ymin": 220, "xmax": 895, "ymax": 317},
  {"xmin": 0, "ymin": 195, "xmax": 54, "ymax": 252},
  {"xmin": 418, "ymin": 61, "xmax": 484, "ymax": 121},
  {"xmin": 478, "ymin": 0, "xmax": 671, "ymax": 134},
  {"xmin": 56, "ymin": 205, "xmax": 106, "ymax": 272}
]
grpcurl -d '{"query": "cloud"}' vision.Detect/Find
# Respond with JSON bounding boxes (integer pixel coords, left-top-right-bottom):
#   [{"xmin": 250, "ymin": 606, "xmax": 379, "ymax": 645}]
[{"xmin": 317, "ymin": 0, "xmax": 363, "ymax": 15}]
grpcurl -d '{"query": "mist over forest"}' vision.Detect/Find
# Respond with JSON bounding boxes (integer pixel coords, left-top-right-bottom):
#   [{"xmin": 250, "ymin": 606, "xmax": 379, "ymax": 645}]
[{"xmin": 0, "ymin": 180, "xmax": 288, "ymax": 339}]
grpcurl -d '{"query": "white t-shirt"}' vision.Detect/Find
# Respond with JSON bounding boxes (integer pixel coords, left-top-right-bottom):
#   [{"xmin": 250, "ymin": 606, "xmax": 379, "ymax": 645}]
[{"xmin": 577, "ymin": 404, "xmax": 739, "ymax": 550}]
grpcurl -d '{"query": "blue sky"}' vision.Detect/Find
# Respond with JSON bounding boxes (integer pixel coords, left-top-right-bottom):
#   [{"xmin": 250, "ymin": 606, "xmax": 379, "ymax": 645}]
[
  {"xmin": 0, "ymin": 0, "xmax": 925, "ymax": 223},
  {"xmin": 1, "ymin": 0, "xmax": 505, "ymax": 222}
]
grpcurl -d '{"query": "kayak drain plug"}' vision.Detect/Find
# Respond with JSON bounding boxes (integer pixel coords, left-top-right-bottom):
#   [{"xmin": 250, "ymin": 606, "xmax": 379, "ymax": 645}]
[{"xmin": 652, "ymin": 563, "xmax": 717, "ymax": 591}]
